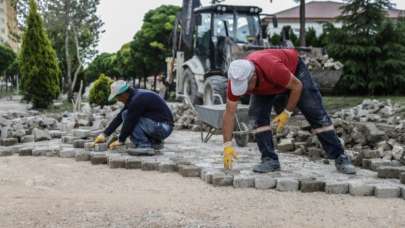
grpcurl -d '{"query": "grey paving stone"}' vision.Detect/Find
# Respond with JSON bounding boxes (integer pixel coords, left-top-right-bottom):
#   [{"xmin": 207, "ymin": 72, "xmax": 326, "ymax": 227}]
[
  {"xmin": 178, "ymin": 165, "xmax": 201, "ymax": 177},
  {"xmin": 158, "ymin": 161, "xmax": 176, "ymax": 173},
  {"xmin": 84, "ymin": 142, "xmax": 94, "ymax": 152},
  {"xmin": 126, "ymin": 157, "xmax": 142, "ymax": 169},
  {"xmin": 401, "ymin": 187, "xmax": 405, "ymax": 200},
  {"xmin": 141, "ymin": 159, "xmax": 159, "ymax": 171},
  {"xmin": 46, "ymin": 148, "xmax": 59, "ymax": 157},
  {"xmin": 59, "ymin": 148, "xmax": 77, "ymax": 158},
  {"xmin": 212, "ymin": 172, "xmax": 234, "ymax": 186},
  {"xmin": 374, "ymin": 185, "xmax": 400, "ymax": 198},
  {"xmin": 62, "ymin": 136, "xmax": 76, "ymax": 144},
  {"xmin": 400, "ymin": 172, "xmax": 405, "ymax": 184},
  {"xmin": 32, "ymin": 148, "xmax": 50, "ymax": 156},
  {"xmin": 0, "ymin": 148, "xmax": 13, "ymax": 156},
  {"xmin": 90, "ymin": 152, "xmax": 107, "ymax": 165},
  {"xmin": 18, "ymin": 147, "xmax": 32, "ymax": 156},
  {"xmin": 276, "ymin": 178, "xmax": 299, "ymax": 192},
  {"xmin": 300, "ymin": 179, "xmax": 326, "ymax": 193},
  {"xmin": 49, "ymin": 130, "xmax": 63, "ymax": 139},
  {"xmin": 233, "ymin": 175, "xmax": 255, "ymax": 188},
  {"xmin": 201, "ymin": 169, "xmax": 216, "ymax": 184},
  {"xmin": 370, "ymin": 159, "xmax": 396, "ymax": 171},
  {"xmin": 108, "ymin": 154, "xmax": 126, "ymax": 169},
  {"xmin": 362, "ymin": 159, "xmax": 372, "ymax": 169},
  {"xmin": 325, "ymin": 182, "xmax": 349, "ymax": 194},
  {"xmin": 377, "ymin": 166, "xmax": 405, "ymax": 179},
  {"xmin": 22, "ymin": 135, "xmax": 34, "ymax": 143},
  {"xmin": 254, "ymin": 176, "xmax": 277, "ymax": 189},
  {"xmin": 349, "ymin": 183, "xmax": 374, "ymax": 196},
  {"xmin": 72, "ymin": 129, "xmax": 91, "ymax": 139},
  {"xmin": 73, "ymin": 139, "xmax": 87, "ymax": 149},
  {"xmin": 94, "ymin": 143, "xmax": 108, "ymax": 152},
  {"xmin": 1, "ymin": 138, "xmax": 18, "ymax": 147},
  {"xmin": 75, "ymin": 150, "xmax": 90, "ymax": 161},
  {"xmin": 126, "ymin": 148, "xmax": 155, "ymax": 156}
]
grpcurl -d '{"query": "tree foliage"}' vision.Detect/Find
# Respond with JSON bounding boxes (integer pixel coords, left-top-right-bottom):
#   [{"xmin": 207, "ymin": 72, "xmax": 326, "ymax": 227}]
[
  {"xmin": 84, "ymin": 52, "xmax": 118, "ymax": 83},
  {"xmin": 89, "ymin": 73, "xmax": 112, "ymax": 107},
  {"xmin": 19, "ymin": 0, "xmax": 61, "ymax": 108},
  {"xmin": 0, "ymin": 44, "xmax": 16, "ymax": 74}
]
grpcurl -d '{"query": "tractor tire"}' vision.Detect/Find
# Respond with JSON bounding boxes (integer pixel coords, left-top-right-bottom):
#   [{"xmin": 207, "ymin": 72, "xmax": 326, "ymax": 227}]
[
  {"xmin": 203, "ymin": 76, "xmax": 228, "ymax": 105},
  {"xmin": 183, "ymin": 68, "xmax": 202, "ymax": 105}
]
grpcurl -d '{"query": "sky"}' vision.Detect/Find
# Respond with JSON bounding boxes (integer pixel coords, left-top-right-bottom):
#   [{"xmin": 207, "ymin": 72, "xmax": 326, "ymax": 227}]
[{"xmin": 96, "ymin": 0, "xmax": 405, "ymax": 54}]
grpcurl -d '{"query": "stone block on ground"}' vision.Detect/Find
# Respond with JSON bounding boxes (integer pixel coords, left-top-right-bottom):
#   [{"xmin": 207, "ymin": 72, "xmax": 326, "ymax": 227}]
[
  {"xmin": 201, "ymin": 169, "xmax": 217, "ymax": 184},
  {"xmin": 299, "ymin": 179, "xmax": 326, "ymax": 193},
  {"xmin": 21, "ymin": 135, "xmax": 34, "ymax": 143},
  {"xmin": 349, "ymin": 183, "xmax": 374, "ymax": 196},
  {"xmin": 158, "ymin": 161, "xmax": 177, "ymax": 173},
  {"xmin": 277, "ymin": 139, "xmax": 295, "ymax": 152},
  {"xmin": 18, "ymin": 147, "xmax": 32, "ymax": 156},
  {"xmin": 362, "ymin": 159, "xmax": 372, "ymax": 169},
  {"xmin": 84, "ymin": 142, "xmax": 94, "ymax": 152},
  {"xmin": 254, "ymin": 176, "xmax": 277, "ymax": 189},
  {"xmin": 400, "ymin": 172, "xmax": 405, "ymax": 184},
  {"xmin": 62, "ymin": 136, "xmax": 76, "ymax": 144},
  {"xmin": 49, "ymin": 130, "xmax": 63, "ymax": 139},
  {"xmin": 90, "ymin": 152, "xmax": 107, "ymax": 165},
  {"xmin": 94, "ymin": 143, "xmax": 108, "ymax": 152},
  {"xmin": 370, "ymin": 159, "xmax": 397, "ymax": 171},
  {"xmin": 59, "ymin": 148, "xmax": 77, "ymax": 158},
  {"xmin": 374, "ymin": 185, "xmax": 400, "ymax": 198},
  {"xmin": 1, "ymin": 138, "xmax": 18, "ymax": 146},
  {"xmin": 108, "ymin": 154, "xmax": 126, "ymax": 169},
  {"xmin": 72, "ymin": 129, "xmax": 91, "ymax": 139},
  {"xmin": 325, "ymin": 182, "xmax": 349, "ymax": 194},
  {"xmin": 126, "ymin": 157, "xmax": 142, "ymax": 169},
  {"xmin": 32, "ymin": 148, "xmax": 50, "ymax": 156},
  {"xmin": 73, "ymin": 139, "xmax": 87, "ymax": 149},
  {"xmin": 377, "ymin": 166, "xmax": 405, "ymax": 179},
  {"xmin": 276, "ymin": 178, "xmax": 299, "ymax": 192},
  {"xmin": 33, "ymin": 128, "xmax": 51, "ymax": 142},
  {"xmin": 212, "ymin": 172, "xmax": 234, "ymax": 186},
  {"xmin": 75, "ymin": 150, "xmax": 90, "ymax": 161},
  {"xmin": 233, "ymin": 175, "xmax": 255, "ymax": 188},
  {"xmin": 141, "ymin": 159, "xmax": 159, "ymax": 171},
  {"xmin": 401, "ymin": 187, "xmax": 405, "ymax": 200},
  {"xmin": 178, "ymin": 165, "xmax": 201, "ymax": 177},
  {"xmin": 126, "ymin": 148, "xmax": 156, "ymax": 156},
  {"xmin": 0, "ymin": 148, "xmax": 13, "ymax": 156}
]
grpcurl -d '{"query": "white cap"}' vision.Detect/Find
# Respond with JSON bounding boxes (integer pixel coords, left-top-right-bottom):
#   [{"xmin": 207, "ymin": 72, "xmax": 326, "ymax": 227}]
[
  {"xmin": 228, "ymin": 59, "xmax": 255, "ymax": 96},
  {"xmin": 108, "ymin": 80, "xmax": 129, "ymax": 102}
]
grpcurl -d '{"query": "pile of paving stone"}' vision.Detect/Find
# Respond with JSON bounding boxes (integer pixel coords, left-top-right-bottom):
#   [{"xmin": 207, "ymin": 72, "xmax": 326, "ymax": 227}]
[
  {"xmin": 301, "ymin": 54, "xmax": 344, "ymax": 71},
  {"xmin": 170, "ymin": 101, "xmax": 202, "ymax": 131}
]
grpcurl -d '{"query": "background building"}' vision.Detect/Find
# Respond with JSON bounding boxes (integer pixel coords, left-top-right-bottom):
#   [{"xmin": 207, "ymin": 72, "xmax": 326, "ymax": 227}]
[
  {"xmin": 0, "ymin": 0, "xmax": 20, "ymax": 51},
  {"xmin": 265, "ymin": 1, "xmax": 405, "ymax": 36}
]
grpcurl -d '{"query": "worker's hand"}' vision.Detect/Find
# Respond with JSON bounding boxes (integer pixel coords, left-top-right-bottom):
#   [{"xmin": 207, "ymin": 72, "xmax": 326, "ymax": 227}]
[
  {"xmin": 94, "ymin": 134, "xmax": 106, "ymax": 144},
  {"xmin": 109, "ymin": 140, "xmax": 122, "ymax": 150},
  {"xmin": 272, "ymin": 110, "xmax": 292, "ymax": 134},
  {"xmin": 224, "ymin": 142, "xmax": 237, "ymax": 170}
]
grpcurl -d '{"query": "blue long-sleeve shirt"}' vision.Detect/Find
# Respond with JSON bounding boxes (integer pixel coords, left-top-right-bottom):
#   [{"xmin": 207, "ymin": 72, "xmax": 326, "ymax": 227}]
[{"xmin": 103, "ymin": 88, "xmax": 173, "ymax": 143}]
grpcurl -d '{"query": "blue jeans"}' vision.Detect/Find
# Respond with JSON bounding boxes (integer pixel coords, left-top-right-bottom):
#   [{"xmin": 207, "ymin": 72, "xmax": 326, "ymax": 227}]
[
  {"xmin": 249, "ymin": 58, "xmax": 344, "ymax": 160},
  {"xmin": 122, "ymin": 111, "xmax": 173, "ymax": 148}
]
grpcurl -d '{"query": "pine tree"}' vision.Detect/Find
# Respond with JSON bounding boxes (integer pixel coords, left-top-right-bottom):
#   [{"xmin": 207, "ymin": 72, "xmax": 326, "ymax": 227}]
[{"xmin": 19, "ymin": 0, "xmax": 61, "ymax": 109}]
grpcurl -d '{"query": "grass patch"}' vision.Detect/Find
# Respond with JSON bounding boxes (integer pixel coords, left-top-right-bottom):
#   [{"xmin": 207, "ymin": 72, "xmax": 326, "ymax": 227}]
[
  {"xmin": 43, "ymin": 100, "xmax": 73, "ymax": 113},
  {"xmin": 323, "ymin": 96, "xmax": 405, "ymax": 111}
]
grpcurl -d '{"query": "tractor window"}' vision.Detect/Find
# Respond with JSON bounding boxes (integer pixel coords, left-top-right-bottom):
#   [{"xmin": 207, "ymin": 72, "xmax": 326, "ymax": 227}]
[
  {"xmin": 236, "ymin": 14, "xmax": 260, "ymax": 43},
  {"xmin": 213, "ymin": 13, "xmax": 234, "ymax": 37},
  {"xmin": 195, "ymin": 13, "xmax": 211, "ymax": 50}
]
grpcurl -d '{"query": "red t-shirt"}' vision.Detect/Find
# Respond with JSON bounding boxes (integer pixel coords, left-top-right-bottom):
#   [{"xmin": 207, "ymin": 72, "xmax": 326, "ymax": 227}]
[{"xmin": 227, "ymin": 49, "xmax": 299, "ymax": 102}]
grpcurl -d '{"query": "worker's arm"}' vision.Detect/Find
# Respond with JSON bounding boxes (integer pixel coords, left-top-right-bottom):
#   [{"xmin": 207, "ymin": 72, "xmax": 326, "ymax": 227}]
[
  {"xmin": 284, "ymin": 74, "xmax": 303, "ymax": 112},
  {"xmin": 223, "ymin": 99, "xmax": 238, "ymax": 143}
]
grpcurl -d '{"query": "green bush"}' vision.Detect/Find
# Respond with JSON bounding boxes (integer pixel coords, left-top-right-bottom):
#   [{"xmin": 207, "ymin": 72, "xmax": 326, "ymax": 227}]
[{"xmin": 89, "ymin": 74, "xmax": 113, "ymax": 107}]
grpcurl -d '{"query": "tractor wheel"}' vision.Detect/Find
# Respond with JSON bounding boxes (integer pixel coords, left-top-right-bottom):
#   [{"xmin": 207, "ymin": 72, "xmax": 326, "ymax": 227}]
[
  {"xmin": 203, "ymin": 76, "xmax": 228, "ymax": 105},
  {"xmin": 183, "ymin": 68, "xmax": 201, "ymax": 105}
]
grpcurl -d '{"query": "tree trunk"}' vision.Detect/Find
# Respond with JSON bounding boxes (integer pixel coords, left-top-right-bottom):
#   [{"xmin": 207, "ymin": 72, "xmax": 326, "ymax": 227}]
[
  {"xmin": 299, "ymin": 0, "xmax": 306, "ymax": 47},
  {"xmin": 64, "ymin": 1, "xmax": 73, "ymax": 101},
  {"xmin": 143, "ymin": 76, "xmax": 147, "ymax": 89},
  {"xmin": 70, "ymin": 26, "xmax": 83, "ymax": 94},
  {"xmin": 153, "ymin": 75, "xmax": 157, "ymax": 91}
]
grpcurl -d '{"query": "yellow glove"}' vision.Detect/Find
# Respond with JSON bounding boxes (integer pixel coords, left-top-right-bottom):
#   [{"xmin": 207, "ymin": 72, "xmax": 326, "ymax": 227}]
[
  {"xmin": 272, "ymin": 110, "xmax": 292, "ymax": 134},
  {"xmin": 224, "ymin": 142, "xmax": 237, "ymax": 170},
  {"xmin": 94, "ymin": 134, "xmax": 106, "ymax": 144},
  {"xmin": 109, "ymin": 140, "xmax": 122, "ymax": 150}
]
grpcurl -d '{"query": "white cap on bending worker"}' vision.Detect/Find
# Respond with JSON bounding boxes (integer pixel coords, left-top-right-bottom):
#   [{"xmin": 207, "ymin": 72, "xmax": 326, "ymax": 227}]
[{"xmin": 228, "ymin": 59, "xmax": 255, "ymax": 96}]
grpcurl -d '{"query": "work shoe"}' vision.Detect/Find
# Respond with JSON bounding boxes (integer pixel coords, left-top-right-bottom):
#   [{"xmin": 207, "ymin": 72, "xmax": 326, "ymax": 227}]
[
  {"xmin": 335, "ymin": 154, "xmax": 356, "ymax": 175},
  {"xmin": 253, "ymin": 157, "xmax": 281, "ymax": 173},
  {"xmin": 152, "ymin": 142, "xmax": 164, "ymax": 151},
  {"xmin": 127, "ymin": 147, "xmax": 155, "ymax": 156}
]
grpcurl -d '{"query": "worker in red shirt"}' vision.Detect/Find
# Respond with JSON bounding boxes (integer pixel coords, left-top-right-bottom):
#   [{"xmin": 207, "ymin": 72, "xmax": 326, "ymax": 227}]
[{"xmin": 223, "ymin": 49, "xmax": 356, "ymax": 174}]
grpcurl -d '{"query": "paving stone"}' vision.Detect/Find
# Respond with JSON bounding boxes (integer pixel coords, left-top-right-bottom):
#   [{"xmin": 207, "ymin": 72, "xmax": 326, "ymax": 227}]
[
  {"xmin": 126, "ymin": 148, "xmax": 155, "ymax": 156},
  {"xmin": 62, "ymin": 136, "xmax": 76, "ymax": 144},
  {"xmin": 59, "ymin": 148, "xmax": 77, "ymax": 158},
  {"xmin": 94, "ymin": 143, "xmax": 108, "ymax": 152},
  {"xmin": 1, "ymin": 138, "xmax": 18, "ymax": 146},
  {"xmin": 370, "ymin": 159, "xmax": 396, "ymax": 171},
  {"xmin": 325, "ymin": 182, "xmax": 349, "ymax": 194},
  {"xmin": 46, "ymin": 148, "xmax": 59, "ymax": 157},
  {"xmin": 212, "ymin": 172, "xmax": 234, "ymax": 186},
  {"xmin": 126, "ymin": 157, "xmax": 142, "ymax": 169},
  {"xmin": 178, "ymin": 165, "xmax": 201, "ymax": 177},
  {"xmin": 18, "ymin": 147, "xmax": 32, "ymax": 156},
  {"xmin": 377, "ymin": 166, "xmax": 405, "ymax": 179},
  {"xmin": 401, "ymin": 187, "xmax": 405, "ymax": 200},
  {"xmin": 75, "ymin": 150, "xmax": 90, "ymax": 161},
  {"xmin": 374, "ymin": 185, "xmax": 400, "ymax": 198},
  {"xmin": 84, "ymin": 142, "xmax": 94, "ymax": 152},
  {"xmin": 201, "ymin": 169, "xmax": 216, "ymax": 184},
  {"xmin": 108, "ymin": 154, "xmax": 126, "ymax": 169},
  {"xmin": 254, "ymin": 176, "xmax": 277, "ymax": 189},
  {"xmin": 33, "ymin": 128, "xmax": 51, "ymax": 141},
  {"xmin": 141, "ymin": 159, "xmax": 159, "ymax": 171},
  {"xmin": 21, "ymin": 135, "xmax": 34, "ymax": 143},
  {"xmin": 362, "ymin": 159, "xmax": 372, "ymax": 169},
  {"xmin": 72, "ymin": 129, "xmax": 91, "ymax": 139},
  {"xmin": 49, "ymin": 130, "xmax": 63, "ymax": 139},
  {"xmin": 73, "ymin": 139, "xmax": 87, "ymax": 148},
  {"xmin": 299, "ymin": 179, "xmax": 326, "ymax": 193},
  {"xmin": 32, "ymin": 148, "xmax": 50, "ymax": 156},
  {"xmin": 277, "ymin": 138, "xmax": 295, "ymax": 152},
  {"xmin": 233, "ymin": 175, "xmax": 255, "ymax": 188},
  {"xmin": 90, "ymin": 152, "xmax": 107, "ymax": 165},
  {"xmin": 158, "ymin": 161, "xmax": 177, "ymax": 173},
  {"xmin": 400, "ymin": 172, "xmax": 405, "ymax": 184},
  {"xmin": 0, "ymin": 148, "xmax": 13, "ymax": 156},
  {"xmin": 276, "ymin": 178, "xmax": 299, "ymax": 192},
  {"xmin": 349, "ymin": 183, "xmax": 374, "ymax": 196}
]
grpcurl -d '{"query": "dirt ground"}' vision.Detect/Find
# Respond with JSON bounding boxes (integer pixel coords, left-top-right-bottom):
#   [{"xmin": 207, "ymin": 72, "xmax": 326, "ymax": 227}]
[{"xmin": 0, "ymin": 156, "xmax": 404, "ymax": 228}]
